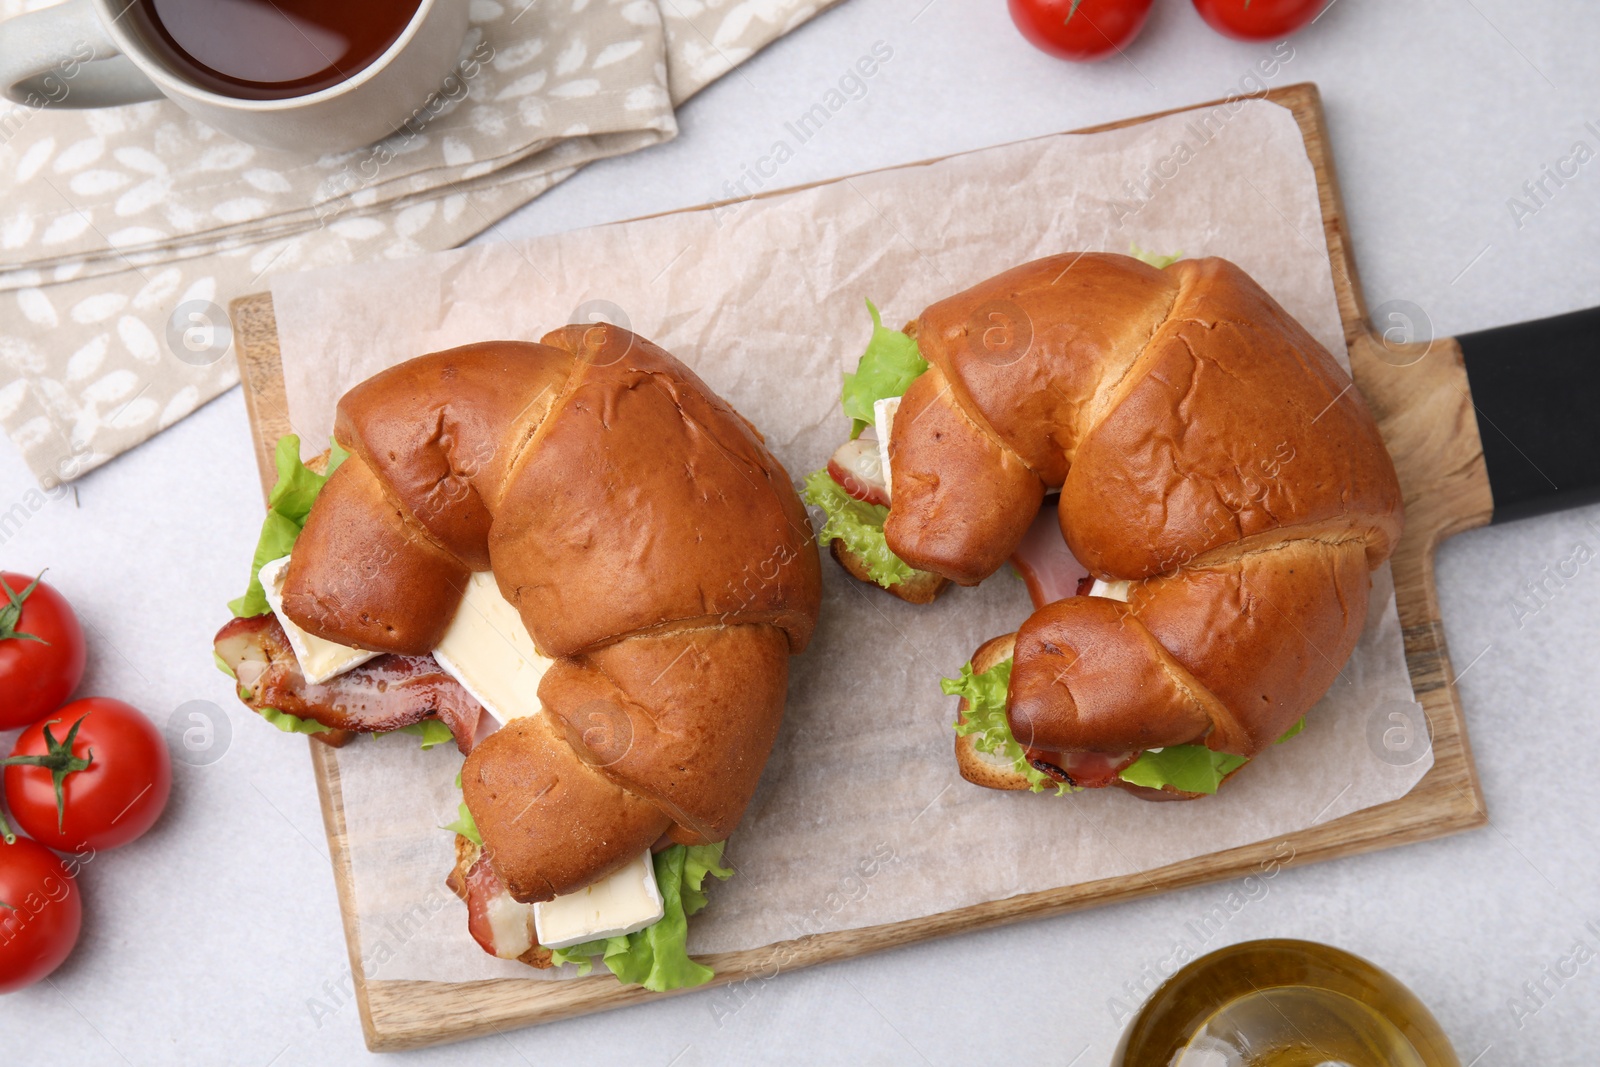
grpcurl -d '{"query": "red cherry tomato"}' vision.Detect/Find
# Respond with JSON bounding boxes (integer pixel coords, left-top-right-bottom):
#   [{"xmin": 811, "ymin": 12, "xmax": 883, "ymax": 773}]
[
  {"xmin": 4, "ymin": 698, "xmax": 172, "ymax": 852},
  {"xmin": 0, "ymin": 572, "xmax": 86, "ymax": 730},
  {"xmin": 0, "ymin": 835, "xmax": 82, "ymax": 994},
  {"xmin": 1008, "ymin": 0, "xmax": 1154, "ymax": 62},
  {"xmin": 1192, "ymin": 0, "xmax": 1326, "ymax": 40}
]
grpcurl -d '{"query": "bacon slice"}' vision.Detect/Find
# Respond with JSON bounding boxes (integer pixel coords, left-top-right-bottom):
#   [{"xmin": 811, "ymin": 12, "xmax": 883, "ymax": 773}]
[
  {"xmin": 1009, "ymin": 496, "xmax": 1090, "ymax": 609},
  {"xmin": 1025, "ymin": 746, "xmax": 1139, "ymax": 789},
  {"xmin": 445, "ymin": 834, "xmax": 552, "ymax": 967},
  {"xmin": 433, "ymin": 695, "xmax": 484, "ymax": 756},
  {"xmin": 463, "ymin": 848, "xmax": 523, "ymax": 958},
  {"xmin": 212, "ymin": 614, "xmax": 483, "ymax": 753}
]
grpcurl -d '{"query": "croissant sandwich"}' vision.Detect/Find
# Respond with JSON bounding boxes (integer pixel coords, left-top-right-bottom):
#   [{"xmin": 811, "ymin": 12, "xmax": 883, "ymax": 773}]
[
  {"xmin": 805, "ymin": 251, "xmax": 1402, "ymax": 800},
  {"xmin": 214, "ymin": 324, "xmax": 820, "ymax": 989}
]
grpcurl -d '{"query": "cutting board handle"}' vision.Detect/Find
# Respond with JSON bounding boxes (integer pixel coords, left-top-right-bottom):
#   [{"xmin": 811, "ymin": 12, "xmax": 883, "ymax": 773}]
[{"xmin": 1456, "ymin": 306, "xmax": 1600, "ymax": 524}]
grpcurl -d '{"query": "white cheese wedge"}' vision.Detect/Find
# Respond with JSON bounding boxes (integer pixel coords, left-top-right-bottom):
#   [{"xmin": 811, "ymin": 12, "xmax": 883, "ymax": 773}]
[
  {"xmin": 873, "ymin": 395, "xmax": 901, "ymax": 502},
  {"xmin": 534, "ymin": 851, "xmax": 665, "ymax": 950},
  {"xmin": 257, "ymin": 556, "xmax": 378, "ymax": 683},
  {"xmin": 486, "ymin": 891, "xmax": 535, "ymax": 960},
  {"xmin": 1088, "ymin": 578, "xmax": 1133, "ymax": 603},
  {"xmin": 432, "ymin": 571, "xmax": 554, "ymax": 724}
]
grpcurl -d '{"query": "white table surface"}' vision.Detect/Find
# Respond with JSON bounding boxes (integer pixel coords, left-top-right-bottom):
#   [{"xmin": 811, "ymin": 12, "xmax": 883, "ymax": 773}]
[{"xmin": 5, "ymin": 1, "xmax": 1600, "ymax": 1063}]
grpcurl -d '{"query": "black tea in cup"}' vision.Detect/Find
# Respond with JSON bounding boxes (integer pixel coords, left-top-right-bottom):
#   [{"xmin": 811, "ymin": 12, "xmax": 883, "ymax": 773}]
[{"xmin": 121, "ymin": 0, "xmax": 425, "ymax": 100}]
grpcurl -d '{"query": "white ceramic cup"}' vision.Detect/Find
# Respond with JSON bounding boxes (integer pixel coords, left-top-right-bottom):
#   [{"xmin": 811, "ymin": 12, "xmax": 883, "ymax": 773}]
[{"xmin": 0, "ymin": 0, "xmax": 470, "ymax": 152}]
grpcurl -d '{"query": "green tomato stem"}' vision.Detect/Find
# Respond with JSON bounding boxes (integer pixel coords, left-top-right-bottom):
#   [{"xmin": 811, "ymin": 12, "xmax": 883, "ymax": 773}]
[
  {"xmin": 0, "ymin": 569, "xmax": 49, "ymax": 644},
  {"xmin": 0, "ymin": 716, "xmax": 94, "ymax": 833}
]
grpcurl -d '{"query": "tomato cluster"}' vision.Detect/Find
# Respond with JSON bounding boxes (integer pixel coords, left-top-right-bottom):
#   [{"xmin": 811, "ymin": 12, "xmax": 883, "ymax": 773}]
[
  {"xmin": 1008, "ymin": 0, "xmax": 1327, "ymax": 62},
  {"xmin": 0, "ymin": 573, "xmax": 171, "ymax": 994}
]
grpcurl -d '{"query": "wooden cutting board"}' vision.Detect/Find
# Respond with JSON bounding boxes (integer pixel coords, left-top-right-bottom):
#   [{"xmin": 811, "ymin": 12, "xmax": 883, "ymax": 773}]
[{"xmin": 228, "ymin": 81, "xmax": 1488, "ymax": 1052}]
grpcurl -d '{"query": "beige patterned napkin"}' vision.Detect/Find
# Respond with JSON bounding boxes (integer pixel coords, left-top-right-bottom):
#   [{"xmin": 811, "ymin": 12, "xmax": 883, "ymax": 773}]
[{"xmin": 0, "ymin": 0, "xmax": 843, "ymax": 484}]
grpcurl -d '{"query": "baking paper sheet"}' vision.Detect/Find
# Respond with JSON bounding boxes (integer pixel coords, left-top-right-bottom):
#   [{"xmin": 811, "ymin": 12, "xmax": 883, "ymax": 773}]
[{"xmin": 269, "ymin": 99, "xmax": 1431, "ymax": 983}]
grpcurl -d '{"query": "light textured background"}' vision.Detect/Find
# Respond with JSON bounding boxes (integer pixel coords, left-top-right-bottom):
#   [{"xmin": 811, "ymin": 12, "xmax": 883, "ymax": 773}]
[{"xmin": 3, "ymin": 0, "xmax": 1599, "ymax": 1063}]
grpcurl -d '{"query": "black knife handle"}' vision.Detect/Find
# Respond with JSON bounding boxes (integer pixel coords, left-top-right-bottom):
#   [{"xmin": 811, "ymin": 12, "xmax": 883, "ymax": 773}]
[{"xmin": 1457, "ymin": 306, "xmax": 1600, "ymax": 525}]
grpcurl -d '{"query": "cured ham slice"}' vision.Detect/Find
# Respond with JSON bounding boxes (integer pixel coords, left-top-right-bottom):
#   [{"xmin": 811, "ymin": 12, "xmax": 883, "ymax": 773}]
[
  {"xmin": 1008, "ymin": 496, "xmax": 1090, "ymax": 609},
  {"xmin": 827, "ymin": 438, "xmax": 889, "ymax": 506}
]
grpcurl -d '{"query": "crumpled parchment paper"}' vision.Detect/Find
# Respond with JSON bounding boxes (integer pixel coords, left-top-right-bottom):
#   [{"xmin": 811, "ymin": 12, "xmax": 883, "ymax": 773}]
[{"xmin": 268, "ymin": 99, "xmax": 1432, "ymax": 982}]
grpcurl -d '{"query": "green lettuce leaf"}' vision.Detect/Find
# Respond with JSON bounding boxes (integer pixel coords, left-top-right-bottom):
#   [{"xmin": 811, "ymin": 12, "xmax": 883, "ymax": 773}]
[
  {"xmin": 442, "ymin": 771, "xmax": 482, "ymax": 846},
  {"xmin": 441, "ymin": 801, "xmax": 482, "ymax": 847},
  {"xmin": 388, "ymin": 720, "xmax": 455, "ymax": 750},
  {"xmin": 548, "ymin": 843, "xmax": 734, "ymax": 992},
  {"xmin": 678, "ymin": 843, "xmax": 731, "ymax": 916},
  {"xmin": 550, "ymin": 936, "xmax": 625, "ymax": 978},
  {"xmin": 327, "ymin": 439, "xmax": 351, "ymax": 477},
  {"xmin": 1118, "ymin": 717, "xmax": 1308, "ymax": 795},
  {"xmin": 1275, "ymin": 717, "xmax": 1306, "ymax": 744},
  {"xmin": 1129, "ymin": 242, "xmax": 1184, "ymax": 269},
  {"xmin": 1117, "ymin": 745, "xmax": 1247, "ymax": 795},
  {"xmin": 801, "ymin": 468, "xmax": 919, "ymax": 589},
  {"xmin": 841, "ymin": 299, "xmax": 927, "ymax": 438},
  {"xmin": 260, "ymin": 706, "xmax": 336, "ymax": 736},
  {"xmin": 943, "ymin": 657, "xmax": 1072, "ymax": 796},
  {"xmin": 228, "ymin": 435, "xmax": 331, "ymax": 618}
]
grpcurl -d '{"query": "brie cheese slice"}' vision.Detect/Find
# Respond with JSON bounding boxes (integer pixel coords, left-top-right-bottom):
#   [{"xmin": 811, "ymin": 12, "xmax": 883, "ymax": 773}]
[
  {"xmin": 258, "ymin": 556, "xmax": 378, "ymax": 683},
  {"xmin": 873, "ymin": 395, "xmax": 901, "ymax": 502},
  {"xmin": 432, "ymin": 571, "xmax": 553, "ymax": 724},
  {"xmin": 1088, "ymin": 578, "xmax": 1132, "ymax": 603},
  {"xmin": 534, "ymin": 851, "xmax": 665, "ymax": 950}
]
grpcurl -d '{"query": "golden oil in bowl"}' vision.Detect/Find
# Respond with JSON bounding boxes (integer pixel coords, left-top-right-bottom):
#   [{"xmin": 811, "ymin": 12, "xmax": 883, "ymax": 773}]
[{"xmin": 1114, "ymin": 940, "xmax": 1459, "ymax": 1067}]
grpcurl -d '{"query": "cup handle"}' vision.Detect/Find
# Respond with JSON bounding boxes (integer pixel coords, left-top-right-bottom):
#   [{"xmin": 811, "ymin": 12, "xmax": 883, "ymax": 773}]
[{"xmin": 0, "ymin": 0, "xmax": 163, "ymax": 109}]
